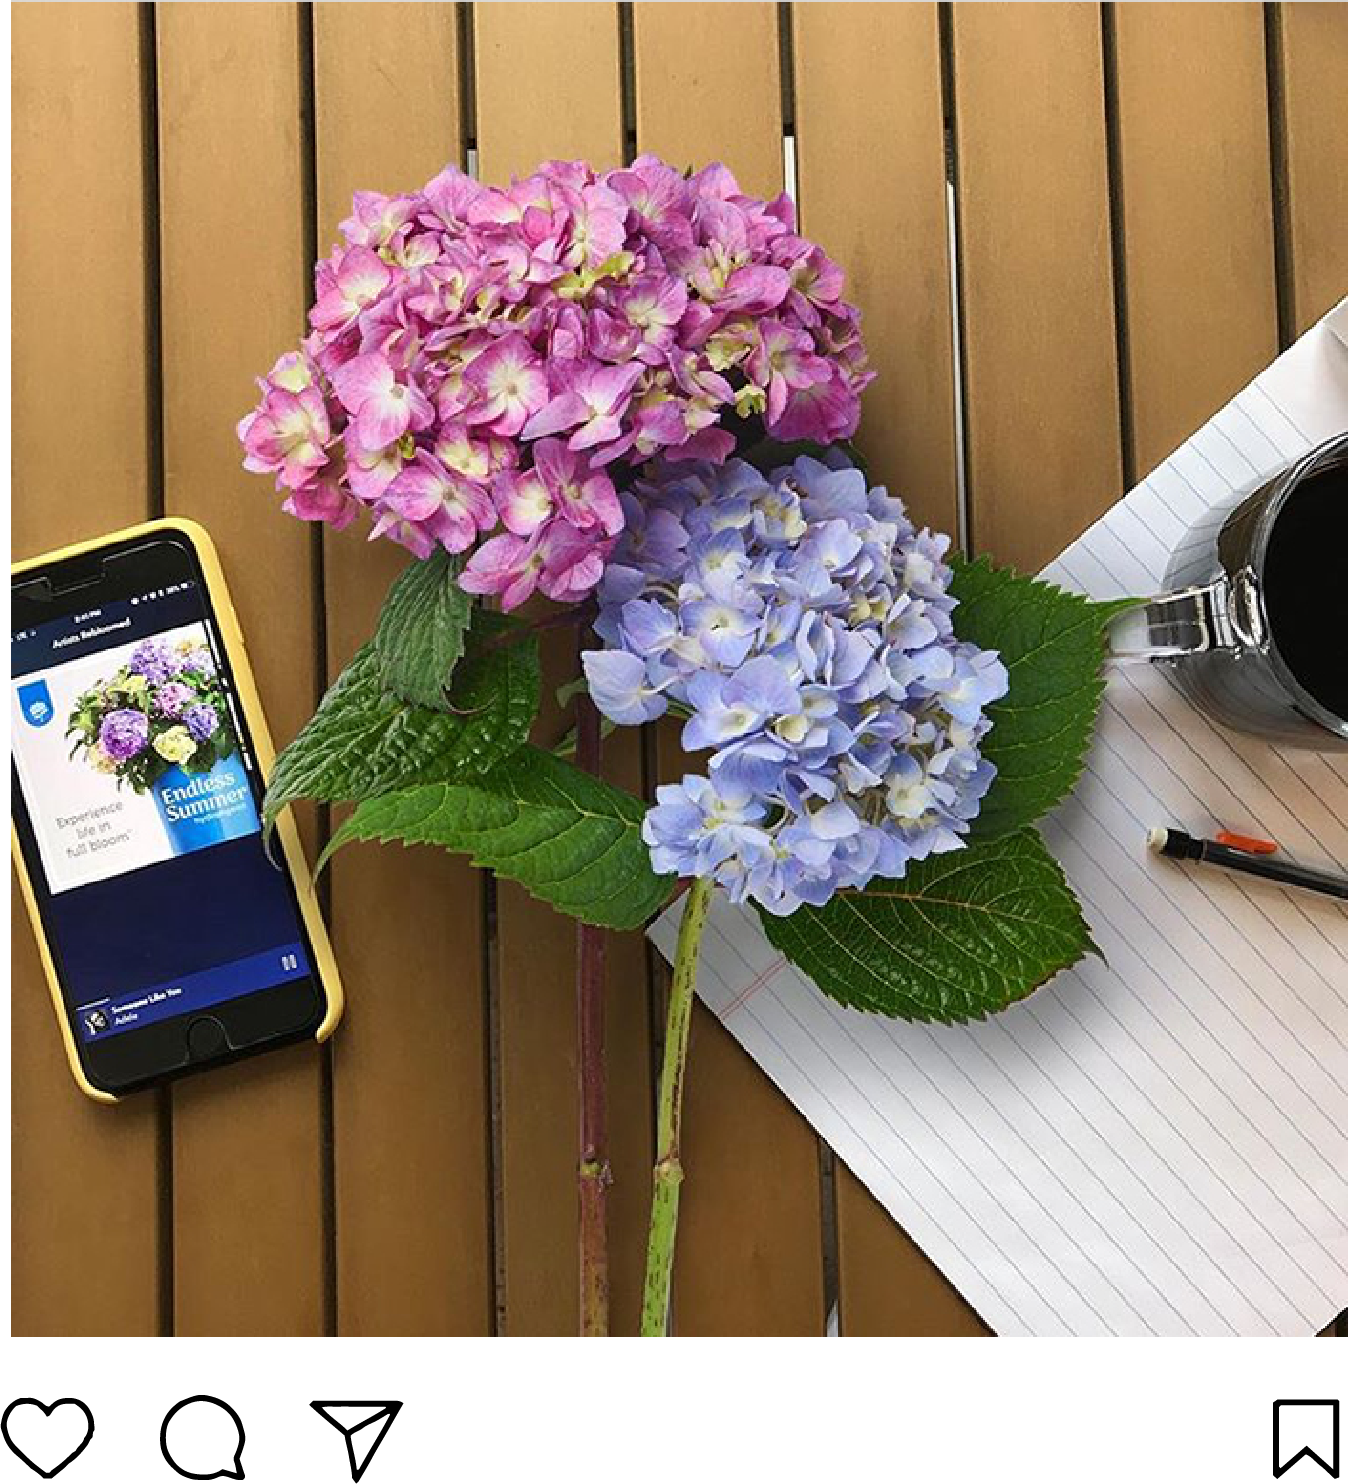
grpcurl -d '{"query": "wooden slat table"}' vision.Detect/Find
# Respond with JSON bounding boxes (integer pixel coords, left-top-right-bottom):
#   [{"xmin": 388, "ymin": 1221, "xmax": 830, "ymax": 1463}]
[{"xmin": 12, "ymin": 1, "xmax": 1347, "ymax": 1338}]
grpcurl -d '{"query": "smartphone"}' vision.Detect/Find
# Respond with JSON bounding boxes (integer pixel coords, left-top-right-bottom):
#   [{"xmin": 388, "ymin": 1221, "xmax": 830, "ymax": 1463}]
[{"xmin": 11, "ymin": 519, "xmax": 343, "ymax": 1101}]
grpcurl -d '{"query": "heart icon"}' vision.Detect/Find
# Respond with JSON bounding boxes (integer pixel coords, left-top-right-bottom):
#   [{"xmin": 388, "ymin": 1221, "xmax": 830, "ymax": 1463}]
[{"xmin": 2, "ymin": 1399, "xmax": 95, "ymax": 1478}]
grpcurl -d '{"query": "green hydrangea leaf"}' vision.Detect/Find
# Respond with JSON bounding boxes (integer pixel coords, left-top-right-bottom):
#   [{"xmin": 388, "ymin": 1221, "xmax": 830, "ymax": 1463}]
[
  {"xmin": 262, "ymin": 614, "xmax": 539, "ymax": 832},
  {"xmin": 442, "ymin": 612, "xmax": 542, "ymax": 771},
  {"xmin": 758, "ymin": 827, "xmax": 1094, "ymax": 1022},
  {"xmin": 950, "ymin": 557, "xmax": 1135, "ymax": 841},
  {"xmin": 374, "ymin": 548, "xmax": 473, "ymax": 710},
  {"xmin": 319, "ymin": 744, "xmax": 674, "ymax": 931}
]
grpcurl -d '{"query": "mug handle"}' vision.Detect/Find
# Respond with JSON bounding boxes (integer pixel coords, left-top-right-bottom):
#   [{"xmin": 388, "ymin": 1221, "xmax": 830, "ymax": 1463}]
[{"xmin": 1106, "ymin": 576, "xmax": 1242, "ymax": 663}]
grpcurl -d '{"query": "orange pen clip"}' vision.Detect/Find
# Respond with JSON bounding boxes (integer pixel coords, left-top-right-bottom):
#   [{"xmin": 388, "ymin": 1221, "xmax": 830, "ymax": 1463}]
[{"xmin": 1215, "ymin": 829, "xmax": 1279, "ymax": 856}]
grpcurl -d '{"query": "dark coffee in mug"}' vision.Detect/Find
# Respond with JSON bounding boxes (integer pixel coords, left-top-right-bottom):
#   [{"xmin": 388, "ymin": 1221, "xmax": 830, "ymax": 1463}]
[
  {"xmin": 1112, "ymin": 430, "xmax": 1348, "ymax": 749},
  {"xmin": 1261, "ymin": 464, "xmax": 1348, "ymax": 722}
]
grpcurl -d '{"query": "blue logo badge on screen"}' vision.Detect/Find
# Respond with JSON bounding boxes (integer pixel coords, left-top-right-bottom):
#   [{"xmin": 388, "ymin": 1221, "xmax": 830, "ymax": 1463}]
[{"xmin": 18, "ymin": 678, "xmax": 55, "ymax": 727}]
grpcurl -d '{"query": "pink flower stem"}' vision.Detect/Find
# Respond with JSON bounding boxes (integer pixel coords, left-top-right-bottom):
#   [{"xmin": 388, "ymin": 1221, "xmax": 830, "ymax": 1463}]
[{"xmin": 575, "ymin": 650, "xmax": 611, "ymax": 1337}]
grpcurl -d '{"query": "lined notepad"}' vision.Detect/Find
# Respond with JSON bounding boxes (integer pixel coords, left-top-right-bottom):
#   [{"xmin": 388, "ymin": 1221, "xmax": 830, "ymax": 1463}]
[{"xmin": 650, "ymin": 300, "xmax": 1348, "ymax": 1336}]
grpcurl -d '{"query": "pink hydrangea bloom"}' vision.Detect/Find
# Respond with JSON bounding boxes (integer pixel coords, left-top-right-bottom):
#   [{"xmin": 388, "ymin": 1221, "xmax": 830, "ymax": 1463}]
[{"xmin": 239, "ymin": 155, "xmax": 872, "ymax": 608}]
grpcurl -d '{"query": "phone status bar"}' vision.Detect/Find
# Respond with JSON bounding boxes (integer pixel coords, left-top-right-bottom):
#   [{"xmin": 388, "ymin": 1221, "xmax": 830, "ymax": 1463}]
[
  {"xmin": 12, "ymin": 581, "xmax": 199, "ymax": 643},
  {"xmin": 11, "ymin": 581, "xmax": 205, "ymax": 678}
]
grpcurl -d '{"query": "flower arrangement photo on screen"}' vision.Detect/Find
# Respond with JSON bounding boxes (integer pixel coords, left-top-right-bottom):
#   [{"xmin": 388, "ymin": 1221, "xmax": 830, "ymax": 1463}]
[
  {"xmin": 67, "ymin": 636, "xmax": 235, "ymax": 793},
  {"xmin": 241, "ymin": 153, "xmax": 1130, "ymax": 1336}
]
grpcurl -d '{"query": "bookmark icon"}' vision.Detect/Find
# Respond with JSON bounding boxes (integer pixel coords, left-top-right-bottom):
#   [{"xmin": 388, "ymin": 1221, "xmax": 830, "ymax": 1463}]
[
  {"xmin": 310, "ymin": 1402, "xmax": 402, "ymax": 1483},
  {"xmin": 1273, "ymin": 1400, "xmax": 1340, "ymax": 1478}
]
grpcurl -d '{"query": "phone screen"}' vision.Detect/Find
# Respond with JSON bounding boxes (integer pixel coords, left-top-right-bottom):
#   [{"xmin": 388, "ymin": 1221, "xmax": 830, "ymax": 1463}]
[{"xmin": 11, "ymin": 531, "xmax": 324, "ymax": 1093}]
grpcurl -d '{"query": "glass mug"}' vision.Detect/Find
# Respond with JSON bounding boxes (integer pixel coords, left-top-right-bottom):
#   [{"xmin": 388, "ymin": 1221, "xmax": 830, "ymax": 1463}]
[{"xmin": 1108, "ymin": 430, "xmax": 1348, "ymax": 751}]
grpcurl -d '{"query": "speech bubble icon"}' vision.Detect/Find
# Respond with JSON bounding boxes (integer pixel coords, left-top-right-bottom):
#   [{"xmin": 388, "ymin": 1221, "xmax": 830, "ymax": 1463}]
[{"xmin": 160, "ymin": 1396, "xmax": 247, "ymax": 1481}]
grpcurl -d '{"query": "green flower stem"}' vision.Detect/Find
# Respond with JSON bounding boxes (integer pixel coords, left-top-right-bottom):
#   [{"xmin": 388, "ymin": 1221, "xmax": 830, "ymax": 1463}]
[{"xmin": 640, "ymin": 875, "xmax": 714, "ymax": 1337}]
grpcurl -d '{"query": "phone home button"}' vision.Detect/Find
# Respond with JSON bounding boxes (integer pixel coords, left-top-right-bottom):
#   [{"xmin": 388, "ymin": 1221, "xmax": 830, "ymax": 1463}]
[{"xmin": 186, "ymin": 1015, "xmax": 228, "ymax": 1060}]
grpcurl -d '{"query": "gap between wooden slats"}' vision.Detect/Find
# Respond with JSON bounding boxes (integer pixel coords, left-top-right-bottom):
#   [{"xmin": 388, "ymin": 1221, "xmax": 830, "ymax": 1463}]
[
  {"xmin": 296, "ymin": 4, "xmax": 339, "ymax": 1341},
  {"xmin": 1269, "ymin": 3, "xmax": 1348, "ymax": 337},
  {"xmin": 141, "ymin": 0, "xmax": 174, "ymax": 1334}
]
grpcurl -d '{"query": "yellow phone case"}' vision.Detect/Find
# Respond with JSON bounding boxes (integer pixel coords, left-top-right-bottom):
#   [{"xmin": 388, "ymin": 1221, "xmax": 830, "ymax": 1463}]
[{"xmin": 11, "ymin": 517, "xmax": 344, "ymax": 1102}]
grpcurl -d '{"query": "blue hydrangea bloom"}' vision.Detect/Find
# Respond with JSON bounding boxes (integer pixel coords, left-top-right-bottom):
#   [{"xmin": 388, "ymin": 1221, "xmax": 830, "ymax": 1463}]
[{"xmin": 583, "ymin": 455, "xmax": 1009, "ymax": 915}]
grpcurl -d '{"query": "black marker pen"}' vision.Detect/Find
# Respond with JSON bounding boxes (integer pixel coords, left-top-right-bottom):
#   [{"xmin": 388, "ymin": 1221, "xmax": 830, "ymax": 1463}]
[{"xmin": 1147, "ymin": 825, "xmax": 1348, "ymax": 902}]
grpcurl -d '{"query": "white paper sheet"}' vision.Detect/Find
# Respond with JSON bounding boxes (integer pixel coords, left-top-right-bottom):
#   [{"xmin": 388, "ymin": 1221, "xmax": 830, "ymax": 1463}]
[{"xmin": 650, "ymin": 300, "xmax": 1348, "ymax": 1336}]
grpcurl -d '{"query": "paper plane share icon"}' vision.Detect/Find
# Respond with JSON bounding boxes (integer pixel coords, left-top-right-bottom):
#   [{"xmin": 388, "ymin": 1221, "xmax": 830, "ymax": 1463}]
[{"xmin": 310, "ymin": 1401, "xmax": 403, "ymax": 1482}]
